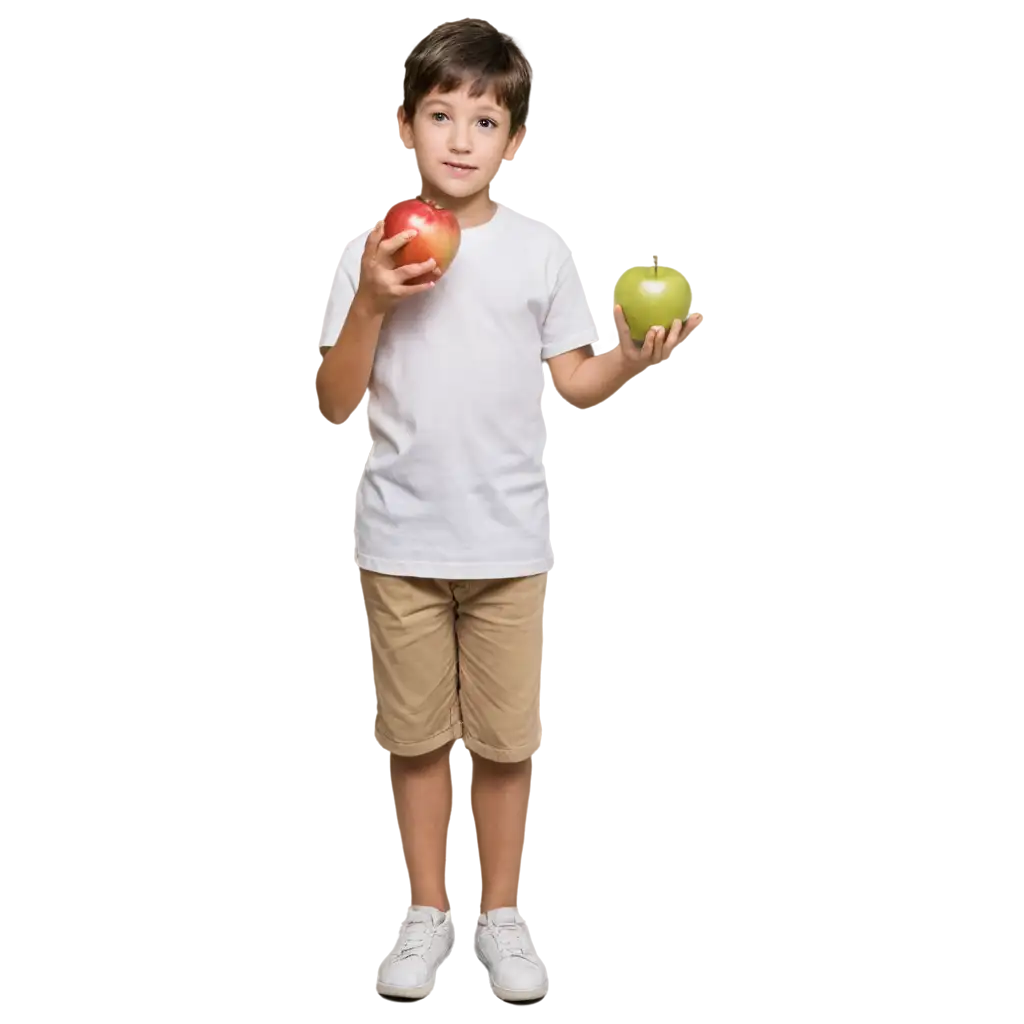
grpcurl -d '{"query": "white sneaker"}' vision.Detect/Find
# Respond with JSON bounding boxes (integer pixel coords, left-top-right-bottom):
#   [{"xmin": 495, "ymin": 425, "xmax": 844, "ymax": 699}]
[
  {"xmin": 376, "ymin": 905, "xmax": 454, "ymax": 999},
  {"xmin": 474, "ymin": 907, "xmax": 549, "ymax": 1002}
]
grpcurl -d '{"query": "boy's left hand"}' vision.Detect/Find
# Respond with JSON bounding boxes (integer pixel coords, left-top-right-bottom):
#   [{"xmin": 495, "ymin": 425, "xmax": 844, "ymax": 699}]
[{"xmin": 614, "ymin": 305, "xmax": 703, "ymax": 370}]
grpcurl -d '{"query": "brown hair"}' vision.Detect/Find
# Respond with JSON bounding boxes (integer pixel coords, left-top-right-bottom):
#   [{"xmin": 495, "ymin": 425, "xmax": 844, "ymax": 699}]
[{"xmin": 402, "ymin": 19, "xmax": 532, "ymax": 140}]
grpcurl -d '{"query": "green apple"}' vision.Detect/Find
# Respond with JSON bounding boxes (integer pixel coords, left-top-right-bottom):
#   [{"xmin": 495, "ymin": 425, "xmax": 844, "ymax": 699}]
[{"xmin": 614, "ymin": 256, "xmax": 692, "ymax": 345}]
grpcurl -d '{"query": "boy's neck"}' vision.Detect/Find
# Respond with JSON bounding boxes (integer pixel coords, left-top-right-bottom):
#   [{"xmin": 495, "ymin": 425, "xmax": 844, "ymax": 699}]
[{"xmin": 417, "ymin": 183, "xmax": 498, "ymax": 230}]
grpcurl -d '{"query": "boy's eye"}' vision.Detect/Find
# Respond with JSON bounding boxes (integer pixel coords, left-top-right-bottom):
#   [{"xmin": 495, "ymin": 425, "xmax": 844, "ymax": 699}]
[{"xmin": 428, "ymin": 111, "xmax": 495, "ymax": 129}]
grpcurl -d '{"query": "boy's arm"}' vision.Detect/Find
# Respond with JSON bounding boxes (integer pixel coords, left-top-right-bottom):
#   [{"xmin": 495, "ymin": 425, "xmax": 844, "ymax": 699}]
[
  {"xmin": 316, "ymin": 294, "xmax": 385, "ymax": 424},
  {"xmin": 548, "ymin": 309, "xmax": 700, "ymax": 405},
  {"xmin": 548, "ymin": 306, "xmax": 703, "ymax": 408},
  {"xmin": 540, "ymin": 234, "xmax": 675, "ymax": 405},
  {"xmin": 542, "ymin": 249, "xmax": 639, "ymax": 408},
  {"xmin": 316, "ymin": 224, "xmax": 439, "ymax": 424},
  {"xmin": 548, "ymin": 344, "xmax": 640, "ymax": 410},
  {"xmin": 315, "ymin": 240, "xmax": 378, "ymax": 426}
]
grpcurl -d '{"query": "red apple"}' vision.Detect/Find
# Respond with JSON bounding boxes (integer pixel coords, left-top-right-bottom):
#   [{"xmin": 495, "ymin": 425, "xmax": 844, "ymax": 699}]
[{"xmin": 383, "ymin": 196, "xmax": 461, "ymax": 285}]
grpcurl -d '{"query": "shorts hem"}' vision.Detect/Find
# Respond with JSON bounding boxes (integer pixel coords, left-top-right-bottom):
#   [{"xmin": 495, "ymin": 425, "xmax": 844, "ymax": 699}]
[
  {"xmin": 462, "ymin": 730, "xmax": 541, "ymax": 764},
  {"xmin": 375, "ymin": 721, "xmax": 463, "ymax": 757}
]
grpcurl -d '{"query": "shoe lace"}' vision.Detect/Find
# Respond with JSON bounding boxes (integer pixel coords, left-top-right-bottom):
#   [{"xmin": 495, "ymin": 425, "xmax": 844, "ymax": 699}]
[
  {"xmin": 394, "ymin": 918, "xmax": 436, "ymax": 961},
  {"xmin": 492, "ymin": 920, "xmax": 537, "ymax": 962}
]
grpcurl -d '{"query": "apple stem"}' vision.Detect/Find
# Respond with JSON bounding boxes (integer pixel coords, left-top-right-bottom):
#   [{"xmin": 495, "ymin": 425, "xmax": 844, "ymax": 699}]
[{"xmin": 654, "ymin": 255, "xmax": 658, "ymax": 276}]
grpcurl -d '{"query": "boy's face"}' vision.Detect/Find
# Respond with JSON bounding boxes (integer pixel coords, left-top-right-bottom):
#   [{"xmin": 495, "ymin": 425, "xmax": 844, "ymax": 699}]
[{"xmin": 398, "ymin": 81, "xmax": 525, "ymax": 200}]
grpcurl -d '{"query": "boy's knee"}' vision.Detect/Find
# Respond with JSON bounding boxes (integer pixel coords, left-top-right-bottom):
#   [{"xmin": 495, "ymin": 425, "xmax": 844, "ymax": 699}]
[{"xmin": 391, "ymin": 739, "xmax": 455, "ymax": 768}]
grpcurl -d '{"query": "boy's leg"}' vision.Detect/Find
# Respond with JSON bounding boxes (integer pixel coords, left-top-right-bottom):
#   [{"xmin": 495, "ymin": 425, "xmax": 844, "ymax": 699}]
[
  {"xmin": 470, "ymin": 750, "xmax": 532, "ymax": 913},
  {"xmin": 359, "ymin": 569, "xmax": 465, "ymax": 912},
  {"xmin": 452, "ymin": 572, "xmax": 547, "ymax": 913},
  {"xmin": 387, "ymin": 741, "xmax": 452, "ymax": 909}
]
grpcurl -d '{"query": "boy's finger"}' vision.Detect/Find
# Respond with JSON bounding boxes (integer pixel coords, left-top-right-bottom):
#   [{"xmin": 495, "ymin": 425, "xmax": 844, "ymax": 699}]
[
  {"xmin": 397, "ymin": 258, "xmax": 436, "ymax": 279},
  {"xmin": 393, "ymin": 280, "xmax": 437, "ymax": 297},
  {"xmin": 365, "ymin": 222, "xmax": 384, "ymax": 251},
  {"xmin": 381, "ymin": 229, "xmax": 418, "ymax": 253},
  {"xmin": 642, "ymin": 328, "xmax": 656, "ymax": 355},
  {"xmin": 653, "ymin": 326, "xmax": 666, "ymax": 360},
  {"xmin": 667, "ymin": 318, "xmax": 681, "ymax": 341}
]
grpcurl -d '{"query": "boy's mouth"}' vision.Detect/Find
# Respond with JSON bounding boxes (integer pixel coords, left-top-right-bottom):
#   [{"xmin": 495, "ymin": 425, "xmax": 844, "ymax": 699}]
[{"xmin": 444, "ymin": 161, "xmax": 477, "ymax": 176}]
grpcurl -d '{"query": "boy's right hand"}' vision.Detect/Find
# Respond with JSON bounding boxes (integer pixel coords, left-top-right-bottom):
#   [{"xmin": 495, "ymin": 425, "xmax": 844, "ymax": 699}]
[{"xmin": 354, "ymin": 221, "xmax": 442, "ymax": 317}]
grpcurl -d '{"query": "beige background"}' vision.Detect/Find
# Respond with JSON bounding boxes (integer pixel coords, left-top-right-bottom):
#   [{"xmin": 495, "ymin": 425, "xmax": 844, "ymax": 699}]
[{"xmin": 2, "ymin": 9, "xmax": 1024, "ymax": 1024}]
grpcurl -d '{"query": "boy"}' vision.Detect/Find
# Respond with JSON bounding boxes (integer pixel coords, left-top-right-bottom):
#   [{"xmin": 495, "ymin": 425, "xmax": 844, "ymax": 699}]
[{"xmin": 315, "ymin": 17, "xmax": 702, "ymax": 1004}]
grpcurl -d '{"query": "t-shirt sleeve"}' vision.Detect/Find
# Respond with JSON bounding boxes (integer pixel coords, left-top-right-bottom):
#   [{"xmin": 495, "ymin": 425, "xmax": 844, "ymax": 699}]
[
  {"xmin": 540, "ymin": 251, "xmax": 598, "ymax": 361},
  {"xmin": 317, "ymin": 242, "xmax": 361, "ymax": 352}
]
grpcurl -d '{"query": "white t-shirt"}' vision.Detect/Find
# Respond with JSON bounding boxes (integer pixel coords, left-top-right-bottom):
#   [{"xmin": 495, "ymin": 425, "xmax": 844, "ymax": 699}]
[{"xmin": 318, "ymin": 202, "xmax": 597, "ymax": 579}]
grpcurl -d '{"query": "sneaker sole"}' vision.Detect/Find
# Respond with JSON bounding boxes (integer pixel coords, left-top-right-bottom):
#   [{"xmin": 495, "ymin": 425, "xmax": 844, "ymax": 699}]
[
  {"xmin": 474, "ymin": 947, "xmax": 548, "ymax": 1002},
  {"xmin": 376, "ymin": 979, "xmax": 434, "ymax": 1000},
  {"xmin": 491, "ymin": 982, "xmax": 548, "ymax": 1003}
]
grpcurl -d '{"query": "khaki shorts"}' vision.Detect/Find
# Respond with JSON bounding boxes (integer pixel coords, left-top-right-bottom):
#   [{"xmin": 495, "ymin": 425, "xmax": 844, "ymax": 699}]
[{"xmin": 358, "ymin": 569, "xmax": 548, "ymax": 763}]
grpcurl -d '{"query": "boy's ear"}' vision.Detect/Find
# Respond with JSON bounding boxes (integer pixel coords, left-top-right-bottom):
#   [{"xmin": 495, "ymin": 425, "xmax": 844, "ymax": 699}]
[
  {"xmin": 504, "ymin": 123, "xmax": 526, "ymax": 160},
  {"xmin": 391, "ymin": 102, "xmax": 411, "ymax": 150}
]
